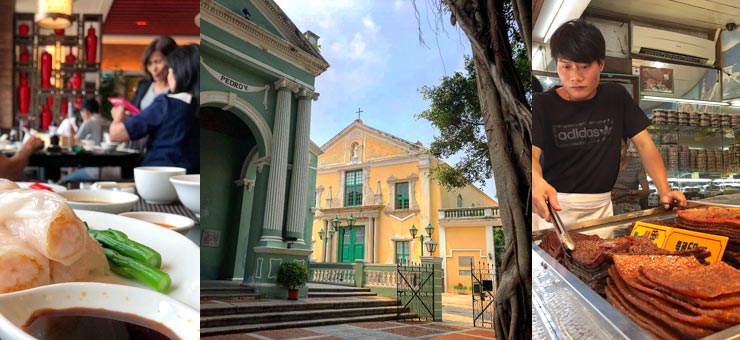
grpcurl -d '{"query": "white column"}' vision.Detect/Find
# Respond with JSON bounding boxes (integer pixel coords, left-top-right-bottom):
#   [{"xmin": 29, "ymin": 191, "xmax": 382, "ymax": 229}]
[
  {"xmin": 367, "ymin": 218, "xmax": 374, "ymax": 263},
  {"xmin": 260, "ymin": 78, "xmax": 298, "ymax": 244},
  {"xmin": 373, "ymin": 217, "xmax": 379, "ymax": 263},
  {"xmin": 285, "ymin": 88, "xmax": 318, "ymax": 245},
  {"xmin": 364, "ymin": 218, "xmax": 371, "ymax": 261}
]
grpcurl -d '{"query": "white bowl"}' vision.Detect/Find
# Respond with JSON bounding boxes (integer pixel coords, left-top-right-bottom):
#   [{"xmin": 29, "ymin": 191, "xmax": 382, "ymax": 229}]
[
  {"xmin": 119, "ymin": 211, "xmax": 195, "ymax": 235},
  {"xmin": 0, "ymin": 282, "xmax": 199, "ymax": 340},
  {"xmin": 81, "ymin": 139, "xmax": 95, "ymax": 151},
  {"xmin": 58, "ymin": 189, "xmax": 138, "ymax": 214},
  {"xmin": 134, "ymin": 167, "xmax": 186, "ymax": 204},
  {"xmin": 100, "ymin": 141, "xmax": 120, "ymax": 152},
  {"xmin": 169, "ymin": 174, "xmax": 200, "ymax": 217}
]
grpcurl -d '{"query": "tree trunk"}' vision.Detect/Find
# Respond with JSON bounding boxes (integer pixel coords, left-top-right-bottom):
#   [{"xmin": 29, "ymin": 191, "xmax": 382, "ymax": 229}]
[{"xmin": 444, "ymin": 1, "xmax": 532, "ymax": 339}]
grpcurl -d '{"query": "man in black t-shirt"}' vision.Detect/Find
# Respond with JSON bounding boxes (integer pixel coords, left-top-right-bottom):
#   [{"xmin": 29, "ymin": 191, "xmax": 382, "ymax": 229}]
[{"xmin": 532, "ymin": 19, "xmax": 685, "ymax": 231}]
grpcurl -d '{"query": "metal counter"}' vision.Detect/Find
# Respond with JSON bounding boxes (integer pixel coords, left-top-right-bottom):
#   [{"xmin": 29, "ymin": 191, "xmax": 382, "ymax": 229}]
[{"xmin": 532, "ymin": 197, "xmax": 740, "ymax": 339}]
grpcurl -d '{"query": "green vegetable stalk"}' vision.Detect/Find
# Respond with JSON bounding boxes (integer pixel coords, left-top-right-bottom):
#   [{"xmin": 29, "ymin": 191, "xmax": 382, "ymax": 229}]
[
  {"xmin": 90, "ymin": 229, "xmax": 162, "ymax": 268},
  {"xmin": 102, "ymin": 248, "xmax": 171, "ymax": 293}
]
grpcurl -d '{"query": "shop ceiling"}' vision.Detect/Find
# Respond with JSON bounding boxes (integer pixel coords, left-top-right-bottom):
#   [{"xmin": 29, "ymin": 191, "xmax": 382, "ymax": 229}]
[
  {"xmin": 15, "ymin": 0, "xmax": 199, "ymax": 43},
  {"xmin": 534, "ymin": 0, "xmax": 738, "ymax": 43}
]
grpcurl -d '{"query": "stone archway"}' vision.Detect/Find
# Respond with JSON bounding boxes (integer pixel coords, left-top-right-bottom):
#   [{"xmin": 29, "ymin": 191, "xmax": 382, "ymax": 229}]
[{"xmin": 200, "ymin": 91, "xmax": 273, "ymax": 280}]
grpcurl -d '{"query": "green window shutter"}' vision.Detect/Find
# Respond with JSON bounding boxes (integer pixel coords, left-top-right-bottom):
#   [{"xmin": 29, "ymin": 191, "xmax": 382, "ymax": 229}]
[
  {"xmin": 395, "ymin": 182, "xmax": 409, "ymax": 209},
  {"xmin": 345, "ymin": 170, "xmax": 363, "ymax": 206},
  {"xmin": 395, "ymin": 241, "xmax": 409, "ymax": 264}
]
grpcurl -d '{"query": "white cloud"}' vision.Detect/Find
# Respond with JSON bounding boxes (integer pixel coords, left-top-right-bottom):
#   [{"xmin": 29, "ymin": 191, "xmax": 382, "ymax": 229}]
[
  {"xmin": 348, "ymin": 33, "xmax": 368, "ymax": 60},
  {"xmin": 362, "ymin": 16, "xmax": 378, "ymax": 33},
  {"xmin": 393, "ymin": 0, "xmax": 407, "ymax": 12}
]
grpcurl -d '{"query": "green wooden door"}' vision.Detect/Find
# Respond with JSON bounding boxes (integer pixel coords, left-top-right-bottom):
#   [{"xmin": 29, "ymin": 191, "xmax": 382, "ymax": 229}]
[{"xmin": 339, "ymin": 226, "xmax": 365, "ymax": 263}]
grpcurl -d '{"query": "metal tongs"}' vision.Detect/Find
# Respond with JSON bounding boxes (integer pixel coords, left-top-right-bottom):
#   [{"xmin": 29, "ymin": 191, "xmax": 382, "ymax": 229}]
[{"xmin": 546, "ymin": 200, "xmax": 576, "ymax": 253}]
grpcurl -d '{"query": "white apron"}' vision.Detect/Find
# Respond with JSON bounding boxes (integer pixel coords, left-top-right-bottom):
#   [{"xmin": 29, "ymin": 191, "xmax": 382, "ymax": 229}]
[{"xmin": 533, "ymin": 192, "xmax": 613, "ymax": 235}]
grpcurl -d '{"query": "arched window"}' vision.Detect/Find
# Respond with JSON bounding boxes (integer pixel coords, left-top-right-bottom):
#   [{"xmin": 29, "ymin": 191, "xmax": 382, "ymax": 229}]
[{"xmin": 457, "ymin": 194, "xmax": 463, "ymax": 208}]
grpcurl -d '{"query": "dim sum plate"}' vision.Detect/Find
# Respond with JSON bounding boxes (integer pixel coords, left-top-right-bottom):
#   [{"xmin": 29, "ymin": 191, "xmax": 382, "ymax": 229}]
[
  {"xmin": 0, "ymin": 210, "xmax": 200, "ymax": 339},
  {"xmin": 75, "ymin": 210, "xmax": 200, "ymax": 310},
  {"xmin": 16, "ymin": 182, "xmax": 67, "ymax": 192}
]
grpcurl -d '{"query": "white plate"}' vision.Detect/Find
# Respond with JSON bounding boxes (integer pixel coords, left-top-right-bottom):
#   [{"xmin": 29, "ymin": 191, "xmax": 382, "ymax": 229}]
[
  {"xmin": 75, "ymin": 210, "xmax": 200, "ymax": 310},
  {"xmin": 16, "ymin": 182, "xmax": 67, "ymax": 192}
]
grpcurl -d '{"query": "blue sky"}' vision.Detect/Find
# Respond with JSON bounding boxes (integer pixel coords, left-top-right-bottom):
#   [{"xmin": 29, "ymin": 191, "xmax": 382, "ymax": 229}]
[{"xmin": 274, "ymin": 0, "xmax": 497, "ymax": 200}]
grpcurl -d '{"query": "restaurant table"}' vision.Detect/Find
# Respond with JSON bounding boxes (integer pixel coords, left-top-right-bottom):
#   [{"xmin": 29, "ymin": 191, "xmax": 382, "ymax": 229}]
[{"xmin": 5, "ymin": 149, "xmax": 142, "ymax": 181}]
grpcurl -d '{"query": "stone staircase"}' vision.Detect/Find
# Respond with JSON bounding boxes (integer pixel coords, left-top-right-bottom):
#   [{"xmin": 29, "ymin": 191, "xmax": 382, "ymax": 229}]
[
  {"xmin": 200, "ymin": 280, "xmax": 259, "ymax": 301},
  {"xmin": 200, "ymin": 283, "xmax": 412, "ymax": 337}
]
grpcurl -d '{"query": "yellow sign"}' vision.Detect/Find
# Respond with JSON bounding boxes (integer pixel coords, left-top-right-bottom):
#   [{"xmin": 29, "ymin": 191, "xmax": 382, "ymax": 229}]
[
  {"xmin": 630, "ymin": 221, "xmax": 728, "ymax": 264},
  {"xmin": 631, "ymin": 222, "xmax": 672, "ymax": 247}
]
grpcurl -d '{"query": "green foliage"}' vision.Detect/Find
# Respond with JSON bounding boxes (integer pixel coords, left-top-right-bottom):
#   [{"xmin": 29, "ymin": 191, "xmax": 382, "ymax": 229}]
[
  {"xmin": 276, "ymin": 262, "xmax": 308, "ymax": 290},
  {"xmin": 493, "ymin": 227, "xmax": 505, "ymax": 286},
  {"xmin": 454, "ymin": 282, "xmax": 467, "ymax": 290},
  {"xmin": 416, "ymin": 0, "xmax": 530, "ymax": 191},
  {"xmin": 99, "ymin": 70, "xmax": 125, "ymax": 121},
  {"xmin": 417, "ymin": 56, "xmax": 491, "ymax": 189}
]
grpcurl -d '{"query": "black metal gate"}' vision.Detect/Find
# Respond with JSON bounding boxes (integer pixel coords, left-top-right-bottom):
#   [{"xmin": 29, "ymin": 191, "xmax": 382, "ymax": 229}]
[
  {"xmin": 396, "ymin": 261, "xmax": 435, "ymax": 321},
  {"xmin": 471, "ymin": 260, "xmax": 495, "ymax": 328}
]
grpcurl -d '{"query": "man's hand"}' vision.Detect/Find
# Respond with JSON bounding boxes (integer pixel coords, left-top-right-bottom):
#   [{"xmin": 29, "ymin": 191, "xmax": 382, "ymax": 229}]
[
  {"xmin": 660, "ymin": 190, "xmax": 686, "ymax": 211},
  {"xmin": 533, "ymin": 177, "xmax": 559, "ymax": 223},
  {"xmin": 19, "ymin": 136, "xmax": 44, "ymax": 155}
]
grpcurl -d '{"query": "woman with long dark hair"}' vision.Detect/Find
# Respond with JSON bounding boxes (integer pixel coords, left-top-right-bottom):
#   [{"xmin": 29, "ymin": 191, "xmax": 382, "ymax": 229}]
[{"xmin": 110, "ymin": 44, "xmax": 200, "ymax": 174}]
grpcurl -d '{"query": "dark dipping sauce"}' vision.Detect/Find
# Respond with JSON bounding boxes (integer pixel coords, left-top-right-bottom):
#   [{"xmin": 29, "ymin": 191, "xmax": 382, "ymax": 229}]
[{"xmin": 22, "ymin": 308, "xmax": 179, "ymax": 340}]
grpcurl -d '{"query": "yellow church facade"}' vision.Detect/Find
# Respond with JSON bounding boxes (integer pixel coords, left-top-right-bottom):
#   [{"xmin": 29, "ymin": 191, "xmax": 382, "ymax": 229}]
[{"xmin": 311, "ymin": 119, "xmax": 500, "ymax": 293}]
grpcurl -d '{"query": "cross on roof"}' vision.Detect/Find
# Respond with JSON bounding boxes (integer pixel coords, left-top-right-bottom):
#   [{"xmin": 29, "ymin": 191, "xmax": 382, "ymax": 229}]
[{"xmin": 356, "ymin": 108, "xmax": 363, "ymax": 120}]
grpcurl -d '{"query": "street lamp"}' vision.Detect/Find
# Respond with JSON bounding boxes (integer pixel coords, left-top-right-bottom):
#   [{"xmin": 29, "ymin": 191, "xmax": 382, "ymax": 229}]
[
  {"xmin": 347, "ymin": 214, "xmax": 356, "ymax": 230},
  {"xmin": 318, "ymin": 225, "xmax": 336, "ymax": 262},
  {"xmin": 410, "ymin": 223, "xmax": 436, "ymax": 258},
  {"xmin": 425, "ymin": 239, "xmax": 438, "ymax": 254}
]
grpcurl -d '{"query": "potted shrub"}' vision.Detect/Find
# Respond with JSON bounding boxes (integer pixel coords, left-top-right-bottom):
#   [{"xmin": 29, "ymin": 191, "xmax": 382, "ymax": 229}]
[
  {"xmin": 277, "ymin": 262, "xmax": 308, "ymax": 300},
  {"xmin": 454, "ymin": 283, "xmax": 467, "ymax": 294}
]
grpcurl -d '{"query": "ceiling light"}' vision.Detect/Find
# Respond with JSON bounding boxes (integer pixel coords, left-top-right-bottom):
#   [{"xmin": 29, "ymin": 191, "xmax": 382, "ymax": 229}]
[
  {"xmin": 36, "ymin": 0, "xmax": 73, "ymax": 29},
  {"xmin": 641, "ymin": 95, "xmax": 730, "ymax": 107},
  {"xmin": 136, "ymin": 21, "xmax": 148, "ymax": 26},
  {"xmin": 543, "ymin": 0, "xmax": 590, "ymax": 43}
]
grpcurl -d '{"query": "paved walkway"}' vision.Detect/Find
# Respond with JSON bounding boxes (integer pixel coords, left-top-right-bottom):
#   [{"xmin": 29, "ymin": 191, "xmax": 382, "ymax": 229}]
[
  {"xmin": 441, "ymin": 293, "xmax": 475, "ymax": 327},
  {"xmin": 202, "ymin": 321, "xmax": 495, "ymax": 340}
]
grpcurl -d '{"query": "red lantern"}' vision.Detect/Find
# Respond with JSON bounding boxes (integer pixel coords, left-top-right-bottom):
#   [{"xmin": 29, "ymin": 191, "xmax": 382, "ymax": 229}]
[
  {"xmin": 18, "ymin": 73, "xmax": 30, "ymax": 114},
  {"xmin": 54, "ymin": 29, "xmax": 65, "ymax": 35},
  {"xmin": 61, "ymin": 97, "xmax": 68, "ymax": 115},
  {"xmin": 86, "ymin": 26, "xmax": 97, "ymax": 63},
  {"xmin": 65, "ymin": 48, "xmax": 76, "ymax": 63},
  {"xmin": 19, "ymin": 24, "xmax": 29, "ymax": 36},
  {"xmin": 41, "ymin": 105, "xmax": 52, "ymax": 131},
  {"xmin": 70, "ymin": 72, "xmax": 82, "ymax": 89},
  {"xmin": 46, "ymin": 96, "xmax": 54, "ymax": 107},
  {"xmin": 75, "ymin": 96, "xmax": 83, "ymax": 109},
  {"xmin": 41, "ymin": 51, "xmax": 52, "ymax": 88},
  {"xmin": 19, "ymin": 46, "xmax": 30, "ymax": 63}
]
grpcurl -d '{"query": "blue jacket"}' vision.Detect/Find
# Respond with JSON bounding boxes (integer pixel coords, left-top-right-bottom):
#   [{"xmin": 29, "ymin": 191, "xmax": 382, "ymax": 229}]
[{"xmin": 123, "ymin": 93, "xmax": 199, "ymax": 173}]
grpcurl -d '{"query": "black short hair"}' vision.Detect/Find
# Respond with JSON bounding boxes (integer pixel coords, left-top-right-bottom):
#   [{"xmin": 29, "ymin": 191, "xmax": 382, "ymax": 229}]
[
  {"xmin": 141, "ymin": 36, "xmax": 178, "ymax": 81},
  {"xmin": 166, "ymin": 44, "xmax": 199, "ymax": 99},
  {"xmin": 81, "ymin": 97, "xmax": 99, "ymax": 113},
  {"xmin": 550, "ymin": 19, "xmax": 605, "ymax": 64}
]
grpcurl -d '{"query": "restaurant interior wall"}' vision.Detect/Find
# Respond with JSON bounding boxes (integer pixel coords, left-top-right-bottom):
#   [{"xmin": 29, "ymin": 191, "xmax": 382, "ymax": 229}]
[{"xmin": 1, "ymin": 1, "xmax": 13, "ymax": 129}]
